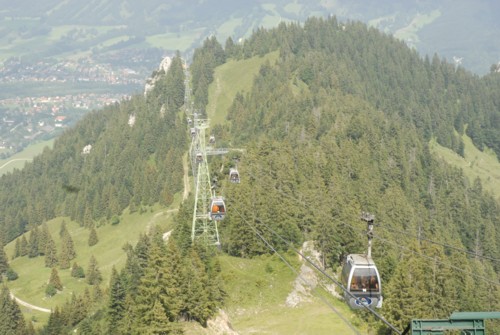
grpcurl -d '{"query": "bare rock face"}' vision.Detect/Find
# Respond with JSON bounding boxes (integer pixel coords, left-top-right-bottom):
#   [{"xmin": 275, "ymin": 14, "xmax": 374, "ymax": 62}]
[
  {"xmin": 144, "ymin": 56, "xmax": 172, "ymax": 96},
  {"xmin": 285, "ymin": 240, "xmax": 341, "ymax": 306},
  {"xmin": 205, "ymin": 309, "xmax": 239, "ymax": 335}
]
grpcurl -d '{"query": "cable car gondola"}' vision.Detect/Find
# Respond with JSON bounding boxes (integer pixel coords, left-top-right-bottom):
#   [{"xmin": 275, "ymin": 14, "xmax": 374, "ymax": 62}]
[
  {"xmin": 209, "ymin": 135, "xmax": 215, "ymax": 144},
  {"xmin": 229, "ymin": 168, "xmax": 240, "ymax": 183},
  {"xmin": 341, "ymin": 213, "xmax": 383, "ymax": 309},
  {"xmin": 341, "ymin": 254, "xmax": 382, "ymax": 309},
  {"xmin": 210, "ymin": 196, "xmax": 226, "ymax": 221},
  {"xmin": 196, "ymin": 152, "xmax": 203, "ymax": 163},
  {"xmin": 190, "ymin": 128, "xmax": 196, "ymax": 137}
]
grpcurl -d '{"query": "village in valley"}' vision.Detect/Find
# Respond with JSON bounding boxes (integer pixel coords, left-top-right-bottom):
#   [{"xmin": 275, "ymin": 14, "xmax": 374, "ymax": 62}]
[{"xmin": 0, "ymin": 49, "xmax": 164, "ymax": 158}]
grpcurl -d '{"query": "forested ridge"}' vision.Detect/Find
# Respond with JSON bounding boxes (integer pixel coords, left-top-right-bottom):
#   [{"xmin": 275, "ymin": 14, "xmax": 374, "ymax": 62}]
[{"xmin": 1, "ymin": 16, "xmax": 500, "ymax": 334}]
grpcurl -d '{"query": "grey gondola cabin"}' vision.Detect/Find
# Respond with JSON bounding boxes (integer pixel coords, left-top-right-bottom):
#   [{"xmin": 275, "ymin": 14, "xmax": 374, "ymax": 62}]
[
  {"xmin": 210, "ymin": 196, "xmax": 226, "ymax": 221},
  {"xmin": 196, "ymin": 152, "xmax": 203, "ymax": 163},
  {"xmin": 341, "ymin": 254, "xmax": 382, "ymax": 309},
  {"xmin": 229, "ymin": 168, "xmax": 240, "ymax": 183}
]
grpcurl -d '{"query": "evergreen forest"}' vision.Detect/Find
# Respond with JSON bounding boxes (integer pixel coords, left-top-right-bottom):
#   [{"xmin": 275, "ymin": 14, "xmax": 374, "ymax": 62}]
[{"xmin": 1, "ymin": 16, "xmax": 500, "ymax": 334}]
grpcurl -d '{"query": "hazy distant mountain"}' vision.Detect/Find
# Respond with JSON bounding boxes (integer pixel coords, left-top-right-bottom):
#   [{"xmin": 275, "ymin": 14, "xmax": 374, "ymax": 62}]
[{"xmin": 0, "ymin": 0, "xmax": 498, "ymax": 74}]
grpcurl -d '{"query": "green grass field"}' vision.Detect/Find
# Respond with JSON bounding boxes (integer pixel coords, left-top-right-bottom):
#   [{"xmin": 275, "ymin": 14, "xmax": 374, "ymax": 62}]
[
  {"xmin": 146, "ymin": 29, "xmax": 205, "ymax": 51},
  {"xmin": 5, "ymin": 207, "xmax": 178, "ymax": 327},
  {"xmin": 191, "ymin": 51, "xmax": 367, "ymax": 334},
  {"xmin": 206, "ymin": 51, "xmax": 279, "ymax": 126},
  {"xmin": 0, "ymin": 139, "xmax": 54, "ymax": 176},
  {"xmin": 217, "ymin": 254, "xmax": 364, "ymax": 334},
  {"xmin": 430, "ymin": 133, "xmax": 500, "ymax": 201}
]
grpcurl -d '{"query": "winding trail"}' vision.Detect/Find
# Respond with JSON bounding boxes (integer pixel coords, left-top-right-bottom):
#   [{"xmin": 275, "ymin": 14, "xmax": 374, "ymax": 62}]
[
  {"xmin": 0, "ymin": 158, "xmax": 32, "ymax": 170},
  {"xmin": 10, "ymin": 293, "xmax": 51, "ymax": 313},
  {"xmin": 8, "ymin": 91, "xmax": 193, "ymax": 317}
]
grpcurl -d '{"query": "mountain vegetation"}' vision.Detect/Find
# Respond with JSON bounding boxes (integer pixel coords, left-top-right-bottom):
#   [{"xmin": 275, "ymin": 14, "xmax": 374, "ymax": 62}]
[{"xmin": 1, "ymin": 15, "xmax": 500, "ymax": 334}]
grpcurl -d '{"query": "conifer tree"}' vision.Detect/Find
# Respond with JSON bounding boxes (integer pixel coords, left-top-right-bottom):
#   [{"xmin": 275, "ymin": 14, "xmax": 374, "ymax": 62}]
[
  {"xmin": 38, "ymin": 222, "xmax": 50, "ymax": 256},
  {"xmin": 59, "ymin": 220, "xmax": 67, "ymax": 237},
  {"xmin": 20, "ymin": 235, "xmax": 28, "ymax": 257},
  {"xmin": 44, "ymin": 237, "xmax": 58, "ymax": 268},
  {"xmin": 83, "ymin": 287, "xmax": 92, "ymax": 306},
  {"xmin": 133, "ymin": 233, "xmax": 174, "ymax": 330},
  {"xmin": 160, "ymin": 239, "xmax": 184, "ymax": 320},
  {"xmin": 148, "ymin": 299, "xmax": 177, "ymax": 334},
  {"xmin": 71, "ymin": 262, "xmax": 85, "ymax": 278},
  {"xmin": 84, "ymin": 206, "xmax": 94, "ymax": 228},
  {"xmin": 69, "ymin": 292, "xmax": 88, "ymax": 328},
  {"xmin": 86, "ymin": 255, "xmax": 102, "ymax": 285},
  {"xmin": 92, "ymin": 284, "xmax": 103, "ymax": 302},
  {"xmin": 88, "ymin": 226, "xmax": 98, "ymax": 247},
  {"xmin": 43, "ymin": 306, "xmax": 64, "ymax": 335},
  {"xmin": 180, "ymin": 248, "xmax": 211, "ymax": 324},
  {"xmin": 0, "ymin": 245, "xmax": 8, "ymax": 275},
  {"xmin": 13, "ymin": 239, "xmax": 20, "ymax": 259},
  {"xmin": 60, "ymin": 229, "xmax": 76, "ymax": 269},
  {"xmin": 107, "ymin": 267, "xmax": 125, "ymax": 335},
  {"xmin": 49, "ymin": 267, "xmax": 63, "ymax": 291},
  {"xmin": 0, "ymin": 285, "xmax": 27, "ymax": 334},
  {"xmin": 28, "ymin": 226, "xmax": 40, "ymax": 258},
  {"xmin": 59, "ymin": 248, "xmax": 70, "ymax": 270},
  {"xmin": 121, "ymin": 243, "xmax": 142, "ymax": 297}
]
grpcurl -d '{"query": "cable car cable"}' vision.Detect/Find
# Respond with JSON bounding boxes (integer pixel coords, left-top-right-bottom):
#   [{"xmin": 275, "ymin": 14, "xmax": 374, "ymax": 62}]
[
  {"xmin": 257, "ymin": 218, "xmax": 402, "ymax": 334},
  {"xmin": 341, "ymin": 221, "xmax": 500, "ymax": 287},
  {"xmin": 230, "ymin": 208, "xmax": 403, "ymax": 334},
  {"xmin": 373, "ymin": 223, "xmax": 500, "ymax": 264},
  {"xmin": 373, "ymin": 232, "xmax": 500, "ymax": 287},
  {"xmin": 247, "ymin": 168, "xmax": 500, "ymax": 265},
  {"xmin": 234, "ymin": 209, "xmax": 362, "ymax": 335}
]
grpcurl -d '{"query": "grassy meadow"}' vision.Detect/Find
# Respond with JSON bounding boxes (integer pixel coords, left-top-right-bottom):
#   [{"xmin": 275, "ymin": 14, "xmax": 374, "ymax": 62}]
[
  {"xmin": 430, "ymin": 133, "xmax": 500, "ymax": 201},
  {"xmin": 0, "ymin": 139, "xmax": 54, "ymax": 176},
  {"xmin": 4, "ymin": 206, "xmax": 178, "ymax": 326},
  {"xmin": 206, "ymin": 51, "xmax": 279, "ymax": 126}
]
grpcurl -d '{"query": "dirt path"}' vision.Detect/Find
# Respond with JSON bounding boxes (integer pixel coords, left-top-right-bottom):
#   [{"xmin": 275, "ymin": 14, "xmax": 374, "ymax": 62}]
[
  {"xmin": 10, "ymin": 293, "xmax": 51, "ymax": 313},
  {"xmin": 0, "ymin": 158, "xmax": 32, "ymax": 170}
]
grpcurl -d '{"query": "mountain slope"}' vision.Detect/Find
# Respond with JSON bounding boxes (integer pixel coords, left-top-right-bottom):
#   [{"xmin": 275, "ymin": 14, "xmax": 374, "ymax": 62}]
[{"xmin": 2, "ymin": 16, "xmax": 500, "ymax": 334}]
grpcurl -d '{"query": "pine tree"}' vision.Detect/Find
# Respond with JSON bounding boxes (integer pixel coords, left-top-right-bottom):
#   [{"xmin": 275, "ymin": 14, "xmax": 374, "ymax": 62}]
[
  {"xmin": 49, "ymin": 267, "xmax": 63, "ymax": 291},
  {"xmin": 86, "ymin": 255, "xmax": 102, "ymax": 285},
  {"xmin": 38, "ymin": 222, "xmax": 50, "ymax": 256},
  {"xmin": 13, "ymin": 239, "xmax": 20, "ymax": 260},
  {"xmin": 60, "ymin": 229, "xmax": 76, "ymax": 269},
  {"xmin": 59, "ymin": 220, "xmax": 67, "ymax": 237},
  {"xmin": 107, "ymin": 267, "xmax": 125, "ymax": 335},
  {"xmin": 180, "ymin": 248, "xmax": 211, "ymax": 324},
  {"xmin": 59, "ymin": 248, "xmax": 70, "ymax": 269},
  {"xmin": 20, "ymin": 235, "xmax": 28, "ymax": 257},
  {"xmin": 88, "ymin": 226, "xmax": 98, "ymax": 247},
  {"xmin": 0, "ymin": 285, "xmax": 27, "ymax": 334},
  {"xmin": 92, "ymin": 284, "xmax": 103, "ymax": 302},
  {"xmin": 148, "ymin": 299, "xmax": 176, "ymax": 334},
  {"xmin": 28, "ymin": 226, "xmax": 40, "ymax": 258},
  {"xmin": 71, "ymin": 262, "xmax": 85, "ymax": 278},
  {"xmin": 134, "ymin": 234, "xmax": 172, "ymax": 330},
  {"xmin": 0, "ymin": 245, "xmax": 8, "ymax": 275},
  {"xmin": 43, "ymin": 306, "xmax": 64, "ymax": 335},
  {"xmin": 44, "ymin": 237, "xmax": 58, "ymax": 268},
  {"xmin": 84, "ymin": 206, "xmax": 94, "ymax": 228}
]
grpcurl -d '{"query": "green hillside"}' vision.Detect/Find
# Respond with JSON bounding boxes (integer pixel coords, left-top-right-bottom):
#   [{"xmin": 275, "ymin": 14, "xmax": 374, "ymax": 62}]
[
  {"xmin": 0, "ymin": 140, "xmax": 54, "ymax": 176},
  {"xmin": 2, "ymin": 17, "xmax": 500, "ymax": 335},
  {"xmin": 206, "ymin": 51, "xmax": 279, "ymax": 126},
  {"xmin": 430, "ymin": 133, "xmax": 500, "ymax": 202},
  {"xmin": 5, "ymin": 208, "xmax": 175, "ymax": 328}
]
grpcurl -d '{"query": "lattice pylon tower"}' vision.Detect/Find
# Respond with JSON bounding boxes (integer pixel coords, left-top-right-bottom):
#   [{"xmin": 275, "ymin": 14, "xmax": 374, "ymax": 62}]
[{"xmin": 190, "ymin": 117, "xmax": 220, "ymax": 246}]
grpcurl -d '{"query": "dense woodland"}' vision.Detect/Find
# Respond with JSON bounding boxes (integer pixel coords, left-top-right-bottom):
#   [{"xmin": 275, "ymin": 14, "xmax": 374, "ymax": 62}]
[{"xmin": 1, "ymin": 16, "xmax": 500, "ymax": 334}]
